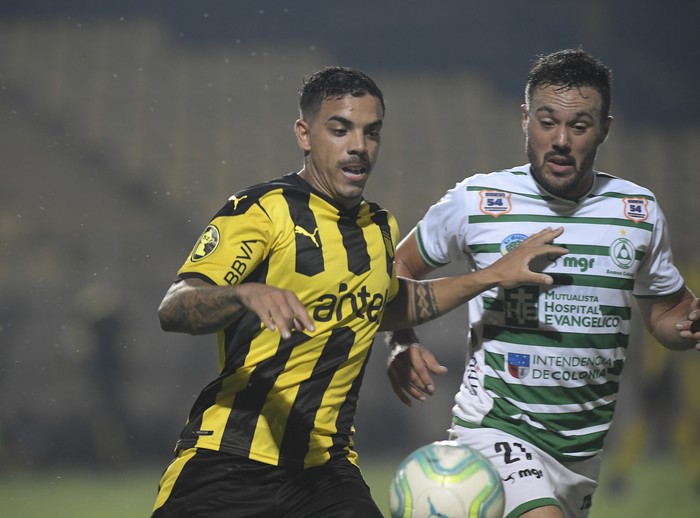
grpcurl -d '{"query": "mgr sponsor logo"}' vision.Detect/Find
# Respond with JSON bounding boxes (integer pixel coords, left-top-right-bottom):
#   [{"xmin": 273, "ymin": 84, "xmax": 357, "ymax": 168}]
[
  {"xmin": 502, "ymin": 469, "xmax": 544, "ymax": 484},
  {"xmin": 562, "ymin": 256, "xmax": 595, "ymax": 272}
]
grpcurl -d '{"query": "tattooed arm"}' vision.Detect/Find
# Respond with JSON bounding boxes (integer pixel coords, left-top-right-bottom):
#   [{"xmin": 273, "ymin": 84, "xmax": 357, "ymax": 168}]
[
  {"xmin": 158, "ymin": 278, "xmax": 315, "ymax": 339},
  {"xmin": 379, "ymin": 273, "xmax": 499, "ymax": 331},
  {"xmin": 379, "ymin": 227, "xmax": 567, "ymax": 332},
  {"xmin": 383, "ymin": 227, "xmax": 567, "ymax": 405}
]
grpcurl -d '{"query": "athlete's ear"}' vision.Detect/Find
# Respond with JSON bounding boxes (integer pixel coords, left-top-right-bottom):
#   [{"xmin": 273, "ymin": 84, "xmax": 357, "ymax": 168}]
[
  {"xmin": 599, "ymin": 115, "xmax": 613, "ymax": 144},
  {"xmin": 520, "ymin": 103, "xmax": 529, "ymax": 135},
  {"xmin": 295, "ymin": 118, "xmax": 311, "ymax": 153}
]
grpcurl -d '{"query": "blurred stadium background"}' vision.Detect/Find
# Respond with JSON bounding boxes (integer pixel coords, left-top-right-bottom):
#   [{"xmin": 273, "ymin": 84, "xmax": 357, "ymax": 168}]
[{"xmin": 1, "ymin": 1, "xmax": 699, "ymax": 516}]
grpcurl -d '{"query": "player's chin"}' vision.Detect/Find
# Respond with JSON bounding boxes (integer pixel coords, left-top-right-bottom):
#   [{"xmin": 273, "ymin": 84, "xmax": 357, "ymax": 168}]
[
  {"xmin": 343, "ymin": 173, "xmax": 369, "ymax": 190},
  {"xmin": 339, "ymin": 184, "xmax": 366, "ymax": 205}
]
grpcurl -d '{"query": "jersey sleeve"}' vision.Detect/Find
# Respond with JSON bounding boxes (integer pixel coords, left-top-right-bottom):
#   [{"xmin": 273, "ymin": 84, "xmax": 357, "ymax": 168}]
[
  {"xmin": 177, "ymin": 198, "xmax": 274, "ymax": 286},
  {"xmin": 633, "ymin": 203, "xmax": 685, "ymax": 298},
  {"xmin": 415, "ymin": 179, "xmax": 472, "ymax": 267}
]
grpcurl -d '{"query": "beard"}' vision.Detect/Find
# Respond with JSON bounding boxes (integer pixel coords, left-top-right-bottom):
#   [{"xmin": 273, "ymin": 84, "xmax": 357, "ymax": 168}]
[{"xmin": 526, "ymin": 142, "xmax": 598, "ymax": 200}]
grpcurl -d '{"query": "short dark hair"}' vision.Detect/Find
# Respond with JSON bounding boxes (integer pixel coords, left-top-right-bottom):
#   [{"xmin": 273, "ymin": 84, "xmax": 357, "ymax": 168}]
[
  {"xmin": 299, "ymin": 66, "xmax": 385, "ymax": 120},
  {"xmin": 525, "ymin": 48, "xmax": 613, "ymax": 119}
]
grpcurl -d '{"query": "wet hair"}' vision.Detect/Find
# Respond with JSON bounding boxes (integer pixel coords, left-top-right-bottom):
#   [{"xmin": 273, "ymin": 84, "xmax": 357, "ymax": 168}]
[
  {"xmin": 298, "ymin": 66, "xmax": 385, "ymax": 120},
  {"xmin": 525, "ymin": 48, "xmax": 613, "ymax": 118}
]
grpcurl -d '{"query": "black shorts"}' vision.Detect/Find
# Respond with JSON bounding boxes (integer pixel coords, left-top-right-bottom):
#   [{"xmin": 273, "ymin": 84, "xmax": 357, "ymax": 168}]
[{"xmin": 152, "ymin": 448, "xmax": 383, "ymax": 518}]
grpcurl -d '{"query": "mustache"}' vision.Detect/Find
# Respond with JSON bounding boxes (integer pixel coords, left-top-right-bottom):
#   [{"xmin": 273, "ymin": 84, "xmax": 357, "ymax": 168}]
[
  {"xmin": 338, "ymin": 158, "xmax": 370, "ymax": 169},
  {"xmin": 545, "ymin": 150, "xmax": 575, "ymax": 165}
]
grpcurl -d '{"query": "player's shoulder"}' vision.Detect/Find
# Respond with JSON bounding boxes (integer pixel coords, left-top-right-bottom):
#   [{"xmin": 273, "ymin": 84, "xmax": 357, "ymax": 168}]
[
  {"xmin": 455, "ymin": 164, "xmax": 531, "ymax": 190},
  {"xmin": 214, "ymin": 173, "xmax": 304, "ymax": 218},
  {"xmin": 594, "ymin": 170, "xmax": 656, "ymax": 200}
]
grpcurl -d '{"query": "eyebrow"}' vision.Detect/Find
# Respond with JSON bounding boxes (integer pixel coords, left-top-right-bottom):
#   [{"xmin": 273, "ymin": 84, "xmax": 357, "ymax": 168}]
[
  {"xmin": 535, "ymin": 106, "xmax": 595, "ymax": 120},
  {"xmin": 327, "ymin": 115, "xmax": 384, "ymax": 129}
]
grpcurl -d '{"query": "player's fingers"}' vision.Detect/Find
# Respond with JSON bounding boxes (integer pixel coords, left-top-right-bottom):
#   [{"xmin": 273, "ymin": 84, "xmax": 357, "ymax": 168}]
[
  {"xmin": 390, "ymin": 360, "xmax": 429, "ymax": 402},
  {"xmin": 422, "ymin": 350, "xmax": 449, "ymax": 376},
  {"xmin": 292, "ymin": 311, "xmax": 316, "ymax": 333},
  {"xmin": 522, "ymin": 226, "xmax": 564, "ymax": 244},
  {"xmin": 259, "ymin": 311, "xmax": 277, "ymax": 332},
  {"xmin": 543, "ymin": 243, "xmax": 569, "ymax": 257},
  {"xmin": 388, "ymin": 370, "xmax": 413, "ymax": 407},
  {"xmin": 689, "ymin": 297, "xmax": 700, "ymax": 315},
  {"xmin": 271, "ymin": 315, "xmax": 293, "ymax": 339},
  {"xmin": 406, "ymin": 369, "xmax": 430, "ymax": 398},
  {"xmin": 414, "ymin": 353, "xmax": 447, "ymax": 395},
  {"xmin": 408, "ymin": 384, "xmax": 428, "ymax": 401}
]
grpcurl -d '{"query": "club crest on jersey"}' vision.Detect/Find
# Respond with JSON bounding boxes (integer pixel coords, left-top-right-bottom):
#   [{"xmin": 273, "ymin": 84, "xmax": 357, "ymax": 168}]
[
  {"xmin": 479, "ymin": 190, "xmax": 512, "ymax": 217},
  {"xmin": 507, "ymin": 352, "xmax": 530, "ymax": 379},
  {"xmin": 500, "ymin": 233, "xmax": 527, "ymax": 256},
  {"xmin": 190, "ymin": 225, "xmax": 220, "ymax": 261},
  {"xmin": 609, "ymin": 236, "xmax": 635, "ymax": 270},
  {"xmin": 622, "ymin": 197, "xmax": 649, "ymax": 223}
]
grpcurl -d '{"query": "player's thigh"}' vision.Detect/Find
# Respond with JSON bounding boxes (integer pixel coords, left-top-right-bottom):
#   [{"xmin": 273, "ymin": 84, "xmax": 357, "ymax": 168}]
[
  {"xmin": 152, "ymin": 448, "xmax": 282, "ymax": 518},
  {"xmin": 283, "ymin": 458, "xmax": 383, "ymax": 518},
  {"xmin": 448, "ymin": 426, "xmax": 599, "ymax": 518}
]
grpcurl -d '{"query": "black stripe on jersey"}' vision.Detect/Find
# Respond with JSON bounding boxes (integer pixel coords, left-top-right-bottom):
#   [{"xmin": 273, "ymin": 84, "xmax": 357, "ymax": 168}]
[
  {"xmin": 330, "ymin": 331, "xmax": 369, "ymax": 457},
  {"xmin": 219, "ymin": 330, "xmax": 312, "ymax": 457},
  {"xmin": 337, "ymin": 212, "xmax": 371, "ymax": 275},
  {"xmin": 278, "ymin": 326, "xmax": 357, "ymax": 465},
  {"xmin": 369, "ymin": 203, "xmax": 395, "ymax": 278},
  {"xmin": 283, "ymin": 188, "xmax": 325, "ymax": 277}
]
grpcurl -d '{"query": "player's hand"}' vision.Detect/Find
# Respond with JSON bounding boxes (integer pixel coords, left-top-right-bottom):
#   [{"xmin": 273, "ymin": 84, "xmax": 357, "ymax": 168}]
[
  {"xmin": 676, "ymin": 296, "xmax": 700, "ymax": 351},
  {"xmin": 234, "ymin": 283, "xmax": 315, "ymax": 339},
  {"xmin": 488, "ymin": 227, "xmax": 568, "ymax": 289},
  {"xmin": 387, "ymin": 342, "xmax": 448, "ymax": 406}
]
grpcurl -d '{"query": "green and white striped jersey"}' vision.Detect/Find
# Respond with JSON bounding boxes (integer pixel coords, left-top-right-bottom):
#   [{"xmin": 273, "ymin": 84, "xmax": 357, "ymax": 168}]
[{"xmin": 416, "ymin": 164, "xmax": 685, "ymax": 462}]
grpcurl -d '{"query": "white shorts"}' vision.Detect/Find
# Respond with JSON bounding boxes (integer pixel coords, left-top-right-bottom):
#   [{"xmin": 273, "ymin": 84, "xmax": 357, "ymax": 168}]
[{"xmin": 447, "ymin": 425, "xmax": 601, "ymax": 518}]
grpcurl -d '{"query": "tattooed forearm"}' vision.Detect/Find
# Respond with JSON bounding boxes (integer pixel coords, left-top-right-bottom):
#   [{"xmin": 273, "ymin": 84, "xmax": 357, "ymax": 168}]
[
  {"xmin": 158, "ymin": 279, "xmax": 244, "ymax": 334},
  {"xmin": 411, "ymin": 280, "xmax": 440, "ymax": 325}
]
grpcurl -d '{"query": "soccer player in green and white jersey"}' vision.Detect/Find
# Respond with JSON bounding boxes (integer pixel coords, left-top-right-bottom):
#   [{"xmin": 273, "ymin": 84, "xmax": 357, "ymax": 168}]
[{"xmin": 386, "ymin": 49, "xmax": 700, "ymax": 518}]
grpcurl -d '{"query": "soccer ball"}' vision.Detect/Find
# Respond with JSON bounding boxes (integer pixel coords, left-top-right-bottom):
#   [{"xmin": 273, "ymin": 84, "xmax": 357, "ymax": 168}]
[{"xmin": 389, "ymin": 440, "xmax": 505, "ymax": 518}]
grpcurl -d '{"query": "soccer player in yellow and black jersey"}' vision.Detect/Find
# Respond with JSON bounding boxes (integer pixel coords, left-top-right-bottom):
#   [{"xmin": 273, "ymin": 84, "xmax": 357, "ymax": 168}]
[{"xmin": 151, "ymin": 66, "xmax": 567, "ymax": 518}]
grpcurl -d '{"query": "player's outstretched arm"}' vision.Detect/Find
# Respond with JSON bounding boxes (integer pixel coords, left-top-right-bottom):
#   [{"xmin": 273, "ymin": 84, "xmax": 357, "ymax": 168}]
[
  {"xmin": 383, "ymin": 227, "xmax": 567, "ymax": 405},
  {"xmin": 380, "ymin": 227, "xmax": 567, "ymax": 331},
  {"xmin": 158, "ymin": 277, "xmax": 315, "ymax": 338}
]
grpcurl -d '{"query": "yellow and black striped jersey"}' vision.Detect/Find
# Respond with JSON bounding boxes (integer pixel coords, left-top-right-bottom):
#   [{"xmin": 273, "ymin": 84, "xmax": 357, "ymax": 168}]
[{"xmin": 174, "ymin": 172, "xmax": 400, "ymax": 468}]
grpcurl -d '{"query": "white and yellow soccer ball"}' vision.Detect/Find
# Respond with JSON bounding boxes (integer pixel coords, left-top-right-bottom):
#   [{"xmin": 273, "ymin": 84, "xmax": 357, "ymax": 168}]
[{"xmin": 389, "ymin": 440, "xmax": 505, "ymax": 518}]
